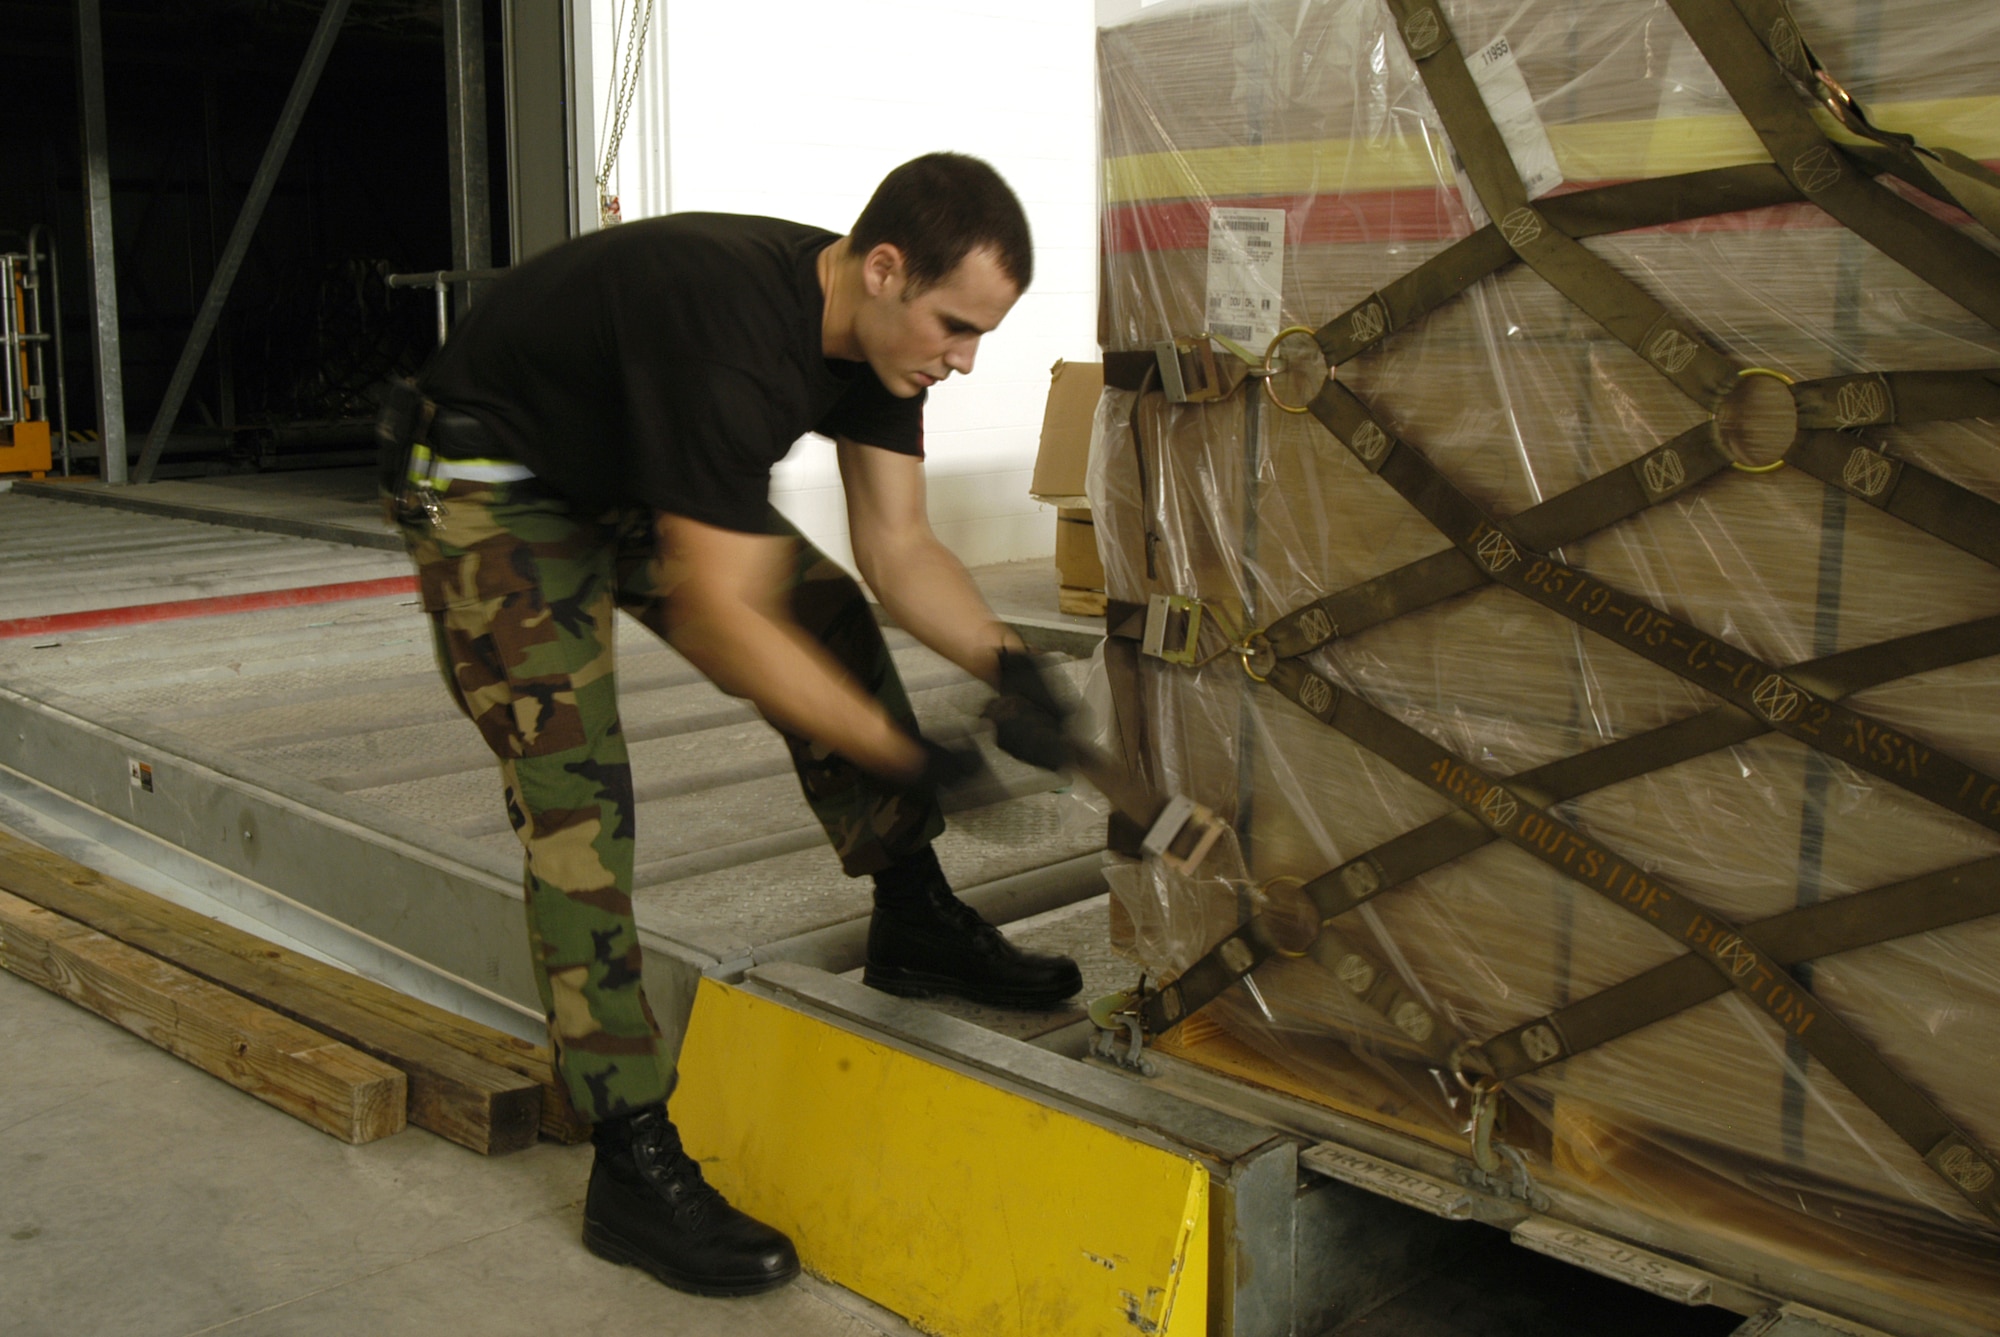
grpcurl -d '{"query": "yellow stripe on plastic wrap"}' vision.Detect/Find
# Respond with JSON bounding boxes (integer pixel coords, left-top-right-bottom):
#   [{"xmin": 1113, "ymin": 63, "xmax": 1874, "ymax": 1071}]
[
  {"xmin": 1103, "ymin": 95, "xmax": 2000, "ymax": 205},
  {"xmin": 673, "ymin": 978, "xmax": 1209, "ymax": 1337}
]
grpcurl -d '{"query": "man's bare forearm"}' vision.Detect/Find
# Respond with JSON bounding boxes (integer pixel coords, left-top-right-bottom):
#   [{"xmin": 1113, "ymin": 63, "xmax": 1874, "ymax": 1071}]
[
  {"xmin": 669, "ymin": 593, "xmax": 923, "ymax": 777},
  {"xmin": 858, "ymin": 530, "xmax": 1023, "ymax": 686},
  {"xmin": 655, "ymin": 510, "xmax": 925, "ymax": 777}
]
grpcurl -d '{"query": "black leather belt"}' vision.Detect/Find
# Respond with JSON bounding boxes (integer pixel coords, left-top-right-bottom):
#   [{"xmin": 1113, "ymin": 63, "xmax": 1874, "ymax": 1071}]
[{"xmin": 426, "ymin": 406, "xmax": 506, "ymax": 460}]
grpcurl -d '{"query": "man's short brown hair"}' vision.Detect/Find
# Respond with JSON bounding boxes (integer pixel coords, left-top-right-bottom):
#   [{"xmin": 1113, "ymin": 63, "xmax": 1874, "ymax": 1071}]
[{"xmin": 850, "ymin": 153, "xmax": 1033, "ymax": 294}]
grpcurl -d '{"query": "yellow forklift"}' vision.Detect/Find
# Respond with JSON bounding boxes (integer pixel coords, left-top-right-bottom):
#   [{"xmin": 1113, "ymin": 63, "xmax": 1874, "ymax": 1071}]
[{"xmin": 1, "ymin": 225, "xmax": 66, "ymax": 478}]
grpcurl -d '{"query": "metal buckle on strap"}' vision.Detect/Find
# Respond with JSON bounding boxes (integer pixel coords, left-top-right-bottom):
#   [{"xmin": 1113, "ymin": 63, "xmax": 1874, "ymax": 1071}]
[
  {"xmin": 1141, "ymin": 793, "xmax": 1226, "ymax": 874},
  {"xmin": 406, "ymin": 441, "xmax": 442, "ymax": 488},
  {"xmin": 394, "ymin": 442, "xmax": 447, "ymax": 527},
  {"xmin": 1141, "ymin": 594, "xmax": 1204, "ymax": 666},
  {"xmin": 1153, "ymin": 337, "xmax": 1224, "ymax": 404}
]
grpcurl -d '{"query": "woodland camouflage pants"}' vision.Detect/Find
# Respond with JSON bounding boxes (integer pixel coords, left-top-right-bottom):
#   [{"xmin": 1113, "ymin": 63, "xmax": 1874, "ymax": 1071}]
[{"xmin": 399, "ymin": 474, "xmax": 944, "ymax": 1122}]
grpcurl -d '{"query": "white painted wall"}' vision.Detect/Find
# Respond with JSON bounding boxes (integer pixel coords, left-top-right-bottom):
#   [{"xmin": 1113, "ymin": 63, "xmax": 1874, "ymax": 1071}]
[{"xmin": 579, "ymin": 0, "xmax": 1099, "ymax": 570}]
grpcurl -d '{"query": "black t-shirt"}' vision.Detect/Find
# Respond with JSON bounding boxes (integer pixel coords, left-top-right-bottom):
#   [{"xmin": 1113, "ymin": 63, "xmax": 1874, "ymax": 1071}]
[{"xmin": 421, "ymin": 213, "xmax": 925, "ymax": 531}]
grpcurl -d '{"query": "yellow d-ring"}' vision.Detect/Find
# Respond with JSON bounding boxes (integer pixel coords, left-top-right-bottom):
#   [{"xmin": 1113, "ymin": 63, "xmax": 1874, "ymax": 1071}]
[
  {"xmin": 1728, "ymin": 366, "xmax": 1796, "ymax": 474},
  {"xmin": 1237, "ymin": 633, "xmax": 1275, "ymax": 683},
  {"xmin": 1263, "ymin": 325, "xmax": 1326, "ymax": 415}
]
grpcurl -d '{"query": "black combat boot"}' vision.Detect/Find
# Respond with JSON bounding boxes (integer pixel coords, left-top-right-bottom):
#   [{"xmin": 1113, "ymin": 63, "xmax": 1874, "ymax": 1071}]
[
  {"xmin": 863, "ymin": 845, "xmax": 1083, "ymax": 1008},
  {"xmin": 582, "ymin": 1103, "xmax": 799, "ymax": 1297}
]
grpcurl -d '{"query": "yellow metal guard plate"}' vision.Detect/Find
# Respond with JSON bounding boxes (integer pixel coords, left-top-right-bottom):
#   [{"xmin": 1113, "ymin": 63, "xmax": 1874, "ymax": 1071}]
[{"xmin": 674, "ymin": 978, "xmax": 1208, "ymax": 1337}]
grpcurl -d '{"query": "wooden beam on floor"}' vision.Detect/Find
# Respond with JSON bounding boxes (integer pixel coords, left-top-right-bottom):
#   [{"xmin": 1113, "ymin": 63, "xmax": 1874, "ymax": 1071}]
[
  {"xmin": 0, "ymin": 888, "xmax": 406, "ymax": 1144},
  {"xmin": 0, "ymin": 830, "xmax": 556, "ymax": 1153}
]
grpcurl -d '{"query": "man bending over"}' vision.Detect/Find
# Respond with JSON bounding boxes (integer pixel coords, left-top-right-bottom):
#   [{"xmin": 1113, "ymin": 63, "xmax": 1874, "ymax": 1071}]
[{"xmin": 383, "ymin": 152, "xmax": 1077, "ymax": 1297}]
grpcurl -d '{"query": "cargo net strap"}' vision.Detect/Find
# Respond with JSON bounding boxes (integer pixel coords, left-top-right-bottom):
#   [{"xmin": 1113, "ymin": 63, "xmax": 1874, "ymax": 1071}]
[{"xmin": 1113, "ymin": 0, "xmax": 2000, "ymax": 1227}]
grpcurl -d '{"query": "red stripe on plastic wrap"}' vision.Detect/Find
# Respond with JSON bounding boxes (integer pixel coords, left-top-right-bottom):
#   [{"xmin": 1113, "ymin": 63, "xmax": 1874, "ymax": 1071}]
[{"xmin": 1101, "ymin": 165, "xmax": 2000, "ymax": 254}]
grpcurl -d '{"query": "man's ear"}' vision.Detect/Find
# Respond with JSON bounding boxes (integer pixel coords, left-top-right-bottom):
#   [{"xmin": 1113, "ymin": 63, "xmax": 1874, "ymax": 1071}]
[{"xmin": 861, "ymin": 242, "xmax": 907, "ymax": 299}]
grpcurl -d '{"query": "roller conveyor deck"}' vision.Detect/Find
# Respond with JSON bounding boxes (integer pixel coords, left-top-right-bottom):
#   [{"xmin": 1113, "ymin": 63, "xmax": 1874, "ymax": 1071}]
[{"xmin": 0, "ymin": 484, "xmax": 1112, "ymax": 1050}]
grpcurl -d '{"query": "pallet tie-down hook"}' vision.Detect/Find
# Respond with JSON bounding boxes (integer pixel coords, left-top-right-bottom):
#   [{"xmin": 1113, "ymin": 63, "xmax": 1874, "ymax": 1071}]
[
  {"xmin": 1450, "ymin": 1054, "xmax": 1506, "ymax": 1173},
  {"xmin": 1451, "ymin": 1049, "xmax": 1549, "ymax": 1209},
  {"xmin": 1088, "ymin": 985, "xmax": 1157, "ymax": 1076}
]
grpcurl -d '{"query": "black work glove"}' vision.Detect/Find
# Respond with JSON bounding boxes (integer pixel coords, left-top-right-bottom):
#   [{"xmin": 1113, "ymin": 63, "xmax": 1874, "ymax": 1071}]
[
  {"xmin": 916, "ymin": 735, "xmax": 990, "ymax": 792},
  {"xmin": 986, "ymin": 649, "xmax": 1074, "ymax": 772}
]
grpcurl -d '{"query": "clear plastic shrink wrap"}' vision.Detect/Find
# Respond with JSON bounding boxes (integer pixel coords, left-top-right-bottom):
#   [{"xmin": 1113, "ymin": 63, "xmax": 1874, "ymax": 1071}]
[{"xmin": 1091, "ymin": 0, "xmax": 2000, "ymax": 1315}]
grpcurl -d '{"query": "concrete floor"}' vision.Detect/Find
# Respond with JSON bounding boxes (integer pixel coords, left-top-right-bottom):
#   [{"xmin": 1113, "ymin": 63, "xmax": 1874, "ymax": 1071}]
[{"xmin": 0, "ymin": 966, "xmax": 920, "ymax": 1337}]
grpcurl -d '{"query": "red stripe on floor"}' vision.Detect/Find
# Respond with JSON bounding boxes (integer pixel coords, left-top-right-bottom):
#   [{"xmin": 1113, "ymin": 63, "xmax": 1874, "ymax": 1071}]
[{"xmin": 0, "ymin": 575, "xmax": 420, "ymax": 640}]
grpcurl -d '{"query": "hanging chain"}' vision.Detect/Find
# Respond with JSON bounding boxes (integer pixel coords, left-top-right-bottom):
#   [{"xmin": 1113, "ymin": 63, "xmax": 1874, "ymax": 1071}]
[{"xmin": 595, "ymin": 0, "xmax": 656, "ymax": 227}]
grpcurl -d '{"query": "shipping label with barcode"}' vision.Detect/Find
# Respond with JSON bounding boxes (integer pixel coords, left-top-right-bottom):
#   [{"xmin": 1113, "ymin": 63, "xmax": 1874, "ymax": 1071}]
[
  {"xmin": 1204, "ymin": 206, "xmax": 1287, "ymax": 352},
  {"xmin": 1449, "ymin": 34, "xmax": 1564, "ymax": 229}
]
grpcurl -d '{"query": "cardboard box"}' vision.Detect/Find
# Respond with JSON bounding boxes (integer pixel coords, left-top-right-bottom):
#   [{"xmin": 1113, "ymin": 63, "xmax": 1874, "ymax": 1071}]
[
  {"xmin": 1055, "ymin": 507, "xmax": 1107, "ymax": 615},
  {"xmin": 1055, "ymin": 507, "xmax": 1105, "ymax": 592},
  {"xmin": 1034, "ymin": 361, "xmax": 1107, "ymax": 613},
  {"xmin": 1029, "ymin": 360, "xmax": 1102, "ymax": 507}
]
